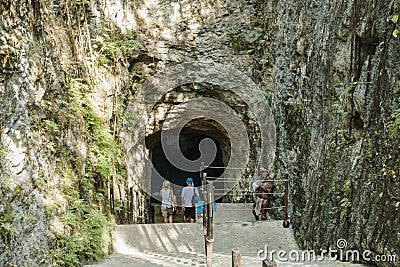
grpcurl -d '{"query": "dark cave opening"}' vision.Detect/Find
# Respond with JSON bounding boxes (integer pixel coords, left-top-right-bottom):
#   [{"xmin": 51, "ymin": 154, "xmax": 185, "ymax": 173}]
[
  {"xmin": 146, "ymin": 120, "xmax": 233, "ymax": 222},
  {"xmin": 149, "ymin": 132, "xmax": 225, "ymax": 200}
]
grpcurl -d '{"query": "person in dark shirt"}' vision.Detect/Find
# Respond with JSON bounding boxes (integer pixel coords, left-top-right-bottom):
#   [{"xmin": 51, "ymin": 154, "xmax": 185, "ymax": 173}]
[{"xmin": 252, "ymin": 169, "xmax": 274, "ymax": 221}]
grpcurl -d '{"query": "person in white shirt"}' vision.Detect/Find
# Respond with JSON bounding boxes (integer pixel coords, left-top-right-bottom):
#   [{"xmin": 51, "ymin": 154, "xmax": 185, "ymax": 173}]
[
  {"xmin": 160, "ymin": 181, "xmax": 177, "ymax": 223},
  {"xmin": 181, "ymin": 177, "xmax": 199, "ymax": 223}
]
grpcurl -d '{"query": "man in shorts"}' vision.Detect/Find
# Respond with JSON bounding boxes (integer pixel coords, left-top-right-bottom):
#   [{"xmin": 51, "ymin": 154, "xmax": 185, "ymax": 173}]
[
  {"xmin": 252, "ymin": 168, "xmax": 274, "ymax": 220},
  {"xmin": 181, "ymin": 178, "xmax": 199, "ymax": 223}
]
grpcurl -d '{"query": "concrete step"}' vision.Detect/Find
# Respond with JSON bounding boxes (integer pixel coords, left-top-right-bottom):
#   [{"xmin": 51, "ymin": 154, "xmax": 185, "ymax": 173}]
[
  {"xmin": 104, "ymin": 220, "xmax": 298, "ymax": 266},
  {"xmin": 87, "ymin": 204, "xmax": 369, "ymax": 267},
  {"xmin": 113, "ymin": 223, "xmax": 203, "ymax": 255}
]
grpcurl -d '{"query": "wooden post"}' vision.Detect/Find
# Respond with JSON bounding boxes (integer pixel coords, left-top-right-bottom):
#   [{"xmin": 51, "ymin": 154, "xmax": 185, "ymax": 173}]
[
  {"xmin": 118, "ymin": 184, "xmax": 125, "ymax": 223},
  {"xmin": 283, "ymin": 173, "xmax": 290, "ymax": 228},
  {"xmin": 262, "ymin": 259, "xmax": 277, "ymax": 267},
  {"xmin": 200, "ymin": 162, "xmax": 205, "ymax": 186},
  {"xmin": 232, "ymin": 249, "xmax": 241, "ymax": 267},
  {"xmin": 109, "ymin": 178, "xmax": 115, "ymax": 215},
  {"xmin": 202, "ymin": 169, "xmax": 208, "ymax": 252},
  {"xmin": 206, "ymin": 181, "xmax": 214, "ymax": 267},
  {"xmin": 129, "ymin": 186, "xmax": 134, "ymax": 224}
]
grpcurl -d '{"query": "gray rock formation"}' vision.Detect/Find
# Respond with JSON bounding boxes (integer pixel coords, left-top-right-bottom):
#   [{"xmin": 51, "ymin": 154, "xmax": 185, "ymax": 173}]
[{"xmin": 0, "ymin": 0, "xmax": 398, "ymax": 266}]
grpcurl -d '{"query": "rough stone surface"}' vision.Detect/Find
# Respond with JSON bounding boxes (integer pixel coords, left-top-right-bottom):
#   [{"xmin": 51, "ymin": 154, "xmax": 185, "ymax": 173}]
[
  {"xmin": 118, "ymin": 0, "xmax": 400, "ymax": 265},
  {"xmin": 0, "ymin": 0, "xmax": 399, "ymax": 266},
  {"xmin": 1, "ymin": 0, "xmax": 131, "ymax": 265},
  {"xmin": 122, "ymin": 62, "xmax": 276, "ymax": 205},
  {"xmin": 258, "ymin": 1, "xmax": 400, "ymax": 266}
]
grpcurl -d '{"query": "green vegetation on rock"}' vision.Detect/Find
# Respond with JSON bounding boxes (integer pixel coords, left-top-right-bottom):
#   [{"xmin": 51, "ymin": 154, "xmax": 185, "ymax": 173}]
[{"xmin": 54, "ymin": 187, "xmax": 111, "ymax": 267}]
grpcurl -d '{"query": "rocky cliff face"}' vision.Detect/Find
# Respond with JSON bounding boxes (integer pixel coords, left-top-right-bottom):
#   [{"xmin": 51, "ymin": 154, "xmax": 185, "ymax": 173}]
[
  {"xmin": 119, "ymin": 1, "xmax": 400, "ymax": 264},
  {"xmin": 0, "ymin": 0, "xmax": 136, "ymax": 265},
  {"xmin": 259, "ymin": 0, "xmax": 400, "ymax": 265},
  {"xmin": 0, "ymin": 0, "xmax": 399, "ymax": 266}
]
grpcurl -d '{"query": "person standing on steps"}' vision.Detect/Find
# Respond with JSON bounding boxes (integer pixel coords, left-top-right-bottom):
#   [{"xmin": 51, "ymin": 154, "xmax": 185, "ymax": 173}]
[
  {"xmin": 160, "ymin": 181, "xmax": 177, "ymax": 223},
  {"xmin": 181, "ymin": 178, "xmax": 199, "ymax": 223},
  {"xmin": 252, "ymin": 168, "xmax": 274, "ymax": 221}
]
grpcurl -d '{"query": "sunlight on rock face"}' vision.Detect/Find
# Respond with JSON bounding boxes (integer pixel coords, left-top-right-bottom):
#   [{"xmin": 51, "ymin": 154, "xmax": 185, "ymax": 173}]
[
  {"xmin": 161, "ymin": 28, "xmax": 174, "ymax": 41},
  {"xmin": 170, "ymin": 2, "xmax": 182, "ymax": 23},
  {"xmin": 4, "ymin": 129, "xmax": 26, "ymax": 168},
  {"xmin": 155, "ymin": 106, "xmax": 166, "ymax": 121},
  {"xmin": 143, "ymin": 0, "xmax": 159, "ymax": 9},
  {"xmin": 102, "ymin": 0, "xmax": 136, "ymax": 32},
  {"xmin": 2, "ymin": 128, "xmax": 29, "ymax": 188},
  {"xmin": 137, "ymin": 7, "xmax": 151, "ymax": 25},
  {"xmin": 188, "ymin": 21, "xmax": 201, "ymax": 33}
]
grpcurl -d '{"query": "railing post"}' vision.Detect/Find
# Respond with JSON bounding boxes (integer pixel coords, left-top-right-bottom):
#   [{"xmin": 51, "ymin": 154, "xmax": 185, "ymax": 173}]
[
  {"xmin": 201, "ymin": 162, "xmax": 205, "ymax": 226},
  {"xmin": 201, "ymin": 162, "xmax": 214, "ymax": 267},
  {"xmin": 129, "ymin": 186, "xmax": 134, "ymax": 224},
  {"xmin": 109, "ymin": 178, "xmax": 115, "ymax": 215},
  {"xmin": 201, "ymin": 162, "xmax": 205, "ymax": 186},
  {"xmin": 262, "ymin": 259, "xmax": 277, "ymax": 267},
  {"xmin": 232, "ymin": 249, "xmax": 241, "ymax": 267},
  {"xmin": 202, "ymin": 167, "xmax": 208, "ymax": 252},
  {"xmin": 283, "ymin": 173, "xmax": 290, "ymax": 228},
  {"xmin": 206, "ymin": 181, "xmax": 214, "ymax": 267}
]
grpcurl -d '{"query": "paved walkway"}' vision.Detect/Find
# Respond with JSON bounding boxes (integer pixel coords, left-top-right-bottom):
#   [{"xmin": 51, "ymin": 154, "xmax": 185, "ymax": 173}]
[{"xmin": 86, "ymin": 204, "xmax": 367, "ymax": 267}]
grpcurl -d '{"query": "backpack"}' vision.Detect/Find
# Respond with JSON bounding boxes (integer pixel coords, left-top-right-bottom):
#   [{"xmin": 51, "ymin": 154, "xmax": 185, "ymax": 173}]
[{"xmin": 191, "ymin": 187, "xmax": 198, "ymax": 206}]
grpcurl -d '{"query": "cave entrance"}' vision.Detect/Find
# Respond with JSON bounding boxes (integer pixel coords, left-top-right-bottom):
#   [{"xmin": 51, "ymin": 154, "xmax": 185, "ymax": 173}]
[
  {"xmin": 146, "ymin": 120, "xmax": 231, "ymax": 223},
  {"xmin": 150, "ymin": 133, "xmax": 224, "ymax": 190},
  {"xmin": 122, "ymin": 62, "xmax": 276, "ymax": 224}
]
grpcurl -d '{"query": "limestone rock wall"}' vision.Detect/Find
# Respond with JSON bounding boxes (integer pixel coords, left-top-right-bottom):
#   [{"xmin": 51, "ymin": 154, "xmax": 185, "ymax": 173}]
[
  {"xmin": 127, "ymin": 0, "xmax": 400, "ymax": 264},
  {"xmin": 259, "ymin": 0, "xmax": 400, "ymax": 265},
  {"xmin": 0, "ymin": 0, "xmax": 399, "ymax": 266},
  {"xmin": 0, "ymin": 0, "xmax": 139, "ymax": 265},
  {"xmin": 115, "ymin": 2, "xmax": 400, "ymax": 264},
  {"xmin": 1, "ymin": 1, "xmax": 54, "ymax": 264}
]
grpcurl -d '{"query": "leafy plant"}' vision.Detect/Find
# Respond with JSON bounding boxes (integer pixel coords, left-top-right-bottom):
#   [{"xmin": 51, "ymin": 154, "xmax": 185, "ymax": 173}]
[
  {"xmin": 0, "ymin": 211, "xmax": 15, "ymax": 239},
  {"xmin": 65, "ymin": 78, "xmax": 126, "ymax": 186},
  {"xmin": 45, "ymin": 77, "xmax": 127, "ymax": 265},
  {"xmin": 332, "ymin": 83, "xmax": 352, "ymax": 116},
  {"xmin": 43, "ymin": 119, "xmax": 60, "ymax": 134},
  {"xmin": 391, "ymin": 108, "xmax": 400, "ymax": 131},
  {"xmin": 391, "ymin": 14, "xmax": 399, "ymax": 38},
  {"xmin": 391, "ymin": 14, "xmax": 399, "ymax": 24},
  {"xmin": 93, "ymin": 22, "xmax": 143, "ymax": 68},
  {"xmin": 229, "ymin": 27, "xmax": 270, "ymax": 65},
  {"xmin": 54, "ymin": 188, "xmax": 110, "ymax": 267},
  {"xmin": 385, "ymin": 106, "xmax": 400, "ymax": 143}
]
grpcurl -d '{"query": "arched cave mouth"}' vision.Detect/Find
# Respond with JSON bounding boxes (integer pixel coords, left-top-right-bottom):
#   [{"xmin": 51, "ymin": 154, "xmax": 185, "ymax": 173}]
[
  {"xmin": 146, "ymin": 119, "xmax": 232, "ymax": 205},
  {"xmin": 151, "ymin": 133, "xmax": 224, "ymax": 186}
]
